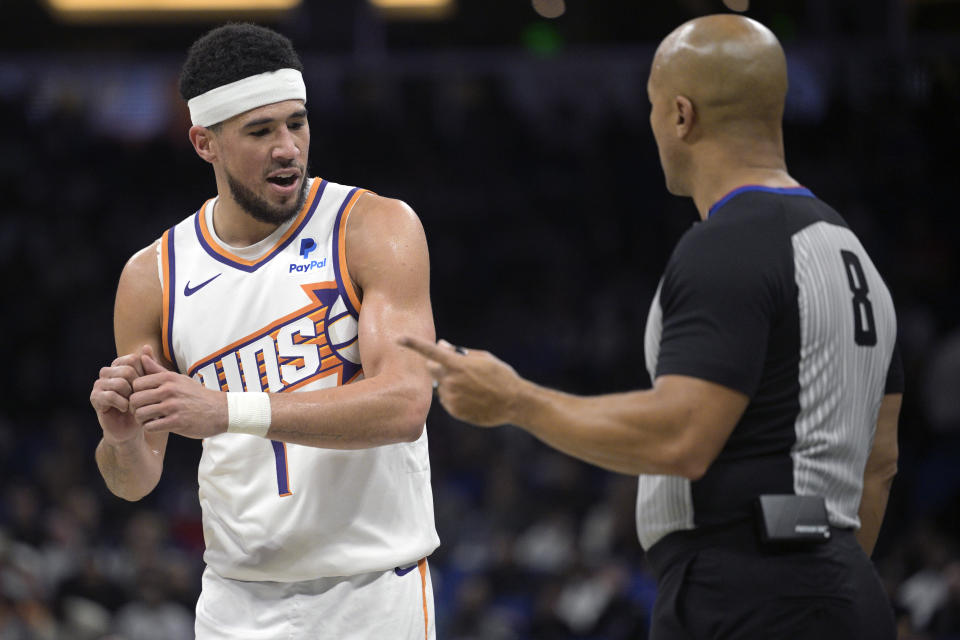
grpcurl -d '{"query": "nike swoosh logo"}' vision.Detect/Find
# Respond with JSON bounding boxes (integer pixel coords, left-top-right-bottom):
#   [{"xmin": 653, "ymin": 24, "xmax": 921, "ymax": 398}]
[
  {"xmin": 394, "ymin": 564, "xmax": 418, "ymax": 577},
  {"xmin": 184, "ymin": 273, "xmax": 222, "ymax": 297}
]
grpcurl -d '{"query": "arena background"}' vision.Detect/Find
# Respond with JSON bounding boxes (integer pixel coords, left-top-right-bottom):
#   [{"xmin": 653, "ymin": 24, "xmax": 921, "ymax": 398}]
[{"xmin": 1, "ymin": 0, "xmax": 958, "ymax": 638}]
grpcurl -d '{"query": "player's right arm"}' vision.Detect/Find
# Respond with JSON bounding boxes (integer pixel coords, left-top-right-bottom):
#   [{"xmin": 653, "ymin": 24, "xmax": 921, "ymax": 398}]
[{"xmin": 91, "ymin": 241, "xmax": 173, "ymax": 501}]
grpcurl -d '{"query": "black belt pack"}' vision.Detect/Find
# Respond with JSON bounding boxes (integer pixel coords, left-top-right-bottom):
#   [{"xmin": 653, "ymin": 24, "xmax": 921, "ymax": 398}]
[{"xmin": 755, "ymin": 494, "xmax": 831, "ymax": 546}]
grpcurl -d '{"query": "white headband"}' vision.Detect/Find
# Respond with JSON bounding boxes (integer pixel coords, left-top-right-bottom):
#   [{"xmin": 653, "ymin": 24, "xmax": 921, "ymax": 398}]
[{"xmin": 187, "ymin": 68, "xmax": 306, "ymax": 127}]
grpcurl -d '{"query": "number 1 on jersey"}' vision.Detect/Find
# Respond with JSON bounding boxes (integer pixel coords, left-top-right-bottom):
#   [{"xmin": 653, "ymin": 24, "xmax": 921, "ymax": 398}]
[
  {"xmin": 265, "ymin": 371, "xmax": 340, "ymax": 497},
  {"xmin": 271, "ymin": 440, "xmax": 292, "ymax": 497},
  {"xmin": 840, "ymin": 250, "xmax": 877, "ymax": 347}
]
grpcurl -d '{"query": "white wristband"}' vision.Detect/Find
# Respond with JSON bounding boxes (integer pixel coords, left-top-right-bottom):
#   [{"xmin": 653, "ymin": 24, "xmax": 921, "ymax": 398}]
[{"xmin": 227, "ymin": 392, "xmax": 272, "ymax": 437}]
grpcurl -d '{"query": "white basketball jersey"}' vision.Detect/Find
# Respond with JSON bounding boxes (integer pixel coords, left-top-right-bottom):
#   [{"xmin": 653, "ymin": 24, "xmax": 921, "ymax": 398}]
[{"xmin": 158, "ymin": 178, "xmax": 439, "ymax": 581}]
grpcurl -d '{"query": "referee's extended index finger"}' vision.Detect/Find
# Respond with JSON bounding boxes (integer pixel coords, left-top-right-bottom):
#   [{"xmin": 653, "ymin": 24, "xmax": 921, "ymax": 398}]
[{"xmin": 398, "ymin": 336, "xmax": 460, "ymax": 367}]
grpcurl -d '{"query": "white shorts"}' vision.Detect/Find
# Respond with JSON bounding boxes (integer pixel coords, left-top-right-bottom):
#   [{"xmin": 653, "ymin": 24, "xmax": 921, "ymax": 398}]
[{"xmin": 195, "ymin": 559, "xmax": 435, "ymax": 640}]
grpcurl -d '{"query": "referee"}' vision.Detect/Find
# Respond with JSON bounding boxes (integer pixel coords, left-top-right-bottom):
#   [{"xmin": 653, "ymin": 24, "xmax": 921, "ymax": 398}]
[{"xmin": 403, "ymin": 14, "xmax": 902, "ymax": 640}]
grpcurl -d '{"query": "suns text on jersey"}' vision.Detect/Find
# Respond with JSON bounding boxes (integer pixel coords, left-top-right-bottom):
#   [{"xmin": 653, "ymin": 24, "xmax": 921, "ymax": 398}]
[{"xmin": 187, "ymin": 282, "xmax": 361, "ymax": 393}]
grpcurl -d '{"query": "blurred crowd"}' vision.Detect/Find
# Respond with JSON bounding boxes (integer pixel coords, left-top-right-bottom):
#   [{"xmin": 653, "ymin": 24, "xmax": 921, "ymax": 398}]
[{"xmin": 1, "ymin": 33, "xmax": 959, "ymax": 640}]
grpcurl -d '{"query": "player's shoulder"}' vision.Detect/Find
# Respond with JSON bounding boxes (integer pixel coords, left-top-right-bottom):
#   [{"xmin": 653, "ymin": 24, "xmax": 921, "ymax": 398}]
[
  {"xmin": 350, "ymin": 191, "xmax": 425, "ymax": 240},
  {"xmin": 342, "ymin": 191, "xmax": 429, "ymax": 290},
  {"xmin": 114, "ymin": 240, "xmax": 163, "ymax": 327},
  {"xmin": 121, "ymin": 240, "xmax": 162, "ymax": 286},
  {"xmin": 353, "ymin": 191, "xmax": 419, "ymax": 219}
]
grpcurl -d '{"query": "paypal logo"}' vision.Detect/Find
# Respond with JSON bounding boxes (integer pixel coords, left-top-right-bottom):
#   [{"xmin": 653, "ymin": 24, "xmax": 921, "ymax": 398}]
[
  {"xmin": 300, "ymin": 238, "xmax": 317, "ymax": 259},
  {"xmin": 290, "ymin": 258, "xmax": 327, "ymax": 273},
  {"xmin": 291, "ymin": 238, "xmax": 326, "ymax": 273}
]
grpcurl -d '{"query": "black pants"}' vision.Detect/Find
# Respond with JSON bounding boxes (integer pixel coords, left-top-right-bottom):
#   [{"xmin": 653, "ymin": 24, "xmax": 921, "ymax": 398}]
[{"xmin": 648, "ymin": 528, "xmax": 895, "ymax": 640}]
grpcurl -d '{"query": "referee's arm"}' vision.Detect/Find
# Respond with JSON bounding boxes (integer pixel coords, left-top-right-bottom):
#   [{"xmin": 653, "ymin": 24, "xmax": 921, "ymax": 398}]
[
  {"xmin": 856, "ymin": 392, "xmax": 901, "ymax": 557},
  {"xmin": 399, "ymin": 335, "xmax": 748, "ymax": 480}
]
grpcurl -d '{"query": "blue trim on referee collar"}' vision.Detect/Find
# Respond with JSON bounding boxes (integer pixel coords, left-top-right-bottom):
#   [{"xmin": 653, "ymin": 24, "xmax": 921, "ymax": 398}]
[{"xmin": 708, "ymin": 185, "xmax": 815, "ymax": 218}]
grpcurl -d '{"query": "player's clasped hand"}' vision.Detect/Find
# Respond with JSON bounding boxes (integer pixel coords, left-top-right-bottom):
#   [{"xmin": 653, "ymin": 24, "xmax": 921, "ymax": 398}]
[
  {"xmin": 398, "ymin": 336, "xmax": 522, "ymax": 427},
  {"xmin": 128, "ymin": 347, "xmax": 227, "ymax": 439},
  {"xmin": 92, "ymin": 343, "xmax": 227, "ymax": 441},
  {"xmin": 90, "ymin": 351, "xmax": 147, "ymax": 445}
]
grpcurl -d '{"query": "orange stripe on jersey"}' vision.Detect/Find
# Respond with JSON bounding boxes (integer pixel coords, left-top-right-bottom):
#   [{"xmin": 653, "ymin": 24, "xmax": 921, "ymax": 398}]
[
  {"xmin": 160, "ymin": 230, "xmax": 174, "ymax": 365},
  {"xmin": 418, "ymin": 558, "xmax": 429, "ymax": 640},
  {"xmin": 319, "ymin": 354, "xmax": 344, "ymax": 372},
  {"xmin": 337, "ymin": 189, "xmax": 366, "ymax": 314},
  {"xmin": 196, "ymin": 178, "xmax": 322, "ymax": 267}
]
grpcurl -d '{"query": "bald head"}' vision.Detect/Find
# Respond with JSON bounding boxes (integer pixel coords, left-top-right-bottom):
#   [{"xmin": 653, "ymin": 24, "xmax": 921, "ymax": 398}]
[
  {"xmin": 650, "ymin": 14, "xmax": 788, "ymax": 131},
  {"xmin": 646, "ymin": 15, "xmax": 796, "ymax": 205}
]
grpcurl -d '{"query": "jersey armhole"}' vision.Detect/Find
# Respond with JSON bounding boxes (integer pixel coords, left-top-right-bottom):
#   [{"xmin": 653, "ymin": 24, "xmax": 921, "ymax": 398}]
[
  {"xmin": 159, "ymin": 228, "xmax": 177, "ymax": 366},
  {"xmin": 333, "ymin": 188, "xmax": 369, "ymax": 316}
]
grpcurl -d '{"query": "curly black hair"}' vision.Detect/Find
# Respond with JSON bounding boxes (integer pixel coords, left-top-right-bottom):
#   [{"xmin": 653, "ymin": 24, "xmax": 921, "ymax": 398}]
[{"xmin": 179, "ymin": 23, "xmax": 303, "ymax": 101}]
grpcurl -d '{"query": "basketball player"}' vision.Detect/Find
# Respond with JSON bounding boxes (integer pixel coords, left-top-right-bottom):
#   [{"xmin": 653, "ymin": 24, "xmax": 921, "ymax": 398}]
[
  {"xmin": 89, "ymin": 24, "xmax": 439, "ymax": 639},
  {"xmin": 402, "ymin": 14, "xmax": 901, "ymax": 639}
]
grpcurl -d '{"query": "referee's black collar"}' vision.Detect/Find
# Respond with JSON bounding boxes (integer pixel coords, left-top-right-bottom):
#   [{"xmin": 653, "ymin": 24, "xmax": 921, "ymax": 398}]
[{"xmin": 708, "ymin": 185, "xmax": 815, "ymax": 219}]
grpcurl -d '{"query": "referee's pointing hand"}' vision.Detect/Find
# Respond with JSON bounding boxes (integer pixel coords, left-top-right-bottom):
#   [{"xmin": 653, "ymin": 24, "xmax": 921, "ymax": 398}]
[{"xmin": 398, "ymin": 336, "xmax": 522, "ymax": 427}]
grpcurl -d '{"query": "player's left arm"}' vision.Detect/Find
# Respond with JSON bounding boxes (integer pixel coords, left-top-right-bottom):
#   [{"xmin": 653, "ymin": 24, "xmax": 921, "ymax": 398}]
[
  {"xmin": 267, "ymin": 192, "xmax": 436, "ymax": 447},
  {"xmin": 400, "ymin": 338, "xmax": 747, "ymax": 478},
  {"xmin": 130, "ymin": 193, "xmax": 435, "ymax": 448}
]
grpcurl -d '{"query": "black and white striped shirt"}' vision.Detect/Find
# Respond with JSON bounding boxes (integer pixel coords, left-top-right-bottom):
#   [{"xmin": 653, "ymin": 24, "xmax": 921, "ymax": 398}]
[{"xmin": 638, "ymin": 186, "xmax": 903, "ymax": 550}]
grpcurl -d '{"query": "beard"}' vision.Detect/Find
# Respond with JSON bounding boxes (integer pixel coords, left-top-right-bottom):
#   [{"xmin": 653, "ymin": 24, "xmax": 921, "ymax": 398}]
[{"xmin": 226, "ymin": 167, "xmax": 309, "ymax": 226}]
